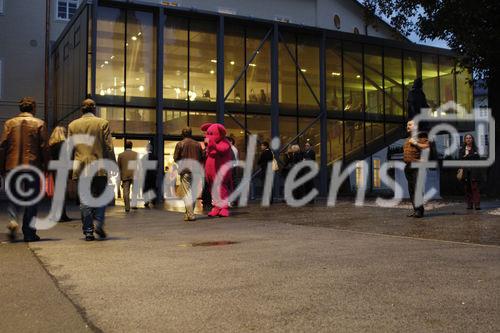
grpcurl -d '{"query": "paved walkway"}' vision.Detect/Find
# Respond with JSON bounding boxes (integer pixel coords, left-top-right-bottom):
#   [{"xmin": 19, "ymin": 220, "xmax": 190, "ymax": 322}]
[{"xmin": 1, "ymin": 200, "xmax": 499, "ymax": 332}]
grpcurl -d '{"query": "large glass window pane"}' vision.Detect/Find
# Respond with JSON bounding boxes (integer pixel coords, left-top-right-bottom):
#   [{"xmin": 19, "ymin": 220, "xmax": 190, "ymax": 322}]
[
  {"xmin": 384, "ymin": 48, "xmax": 403, "ymax": 116},
  {"xmin": 328, "ymin": 119, "xmax": 343, "ymax": 163},
  {"xmin": 164, "ymin": 110, "xmax": 188, "ymax": 135},
  {"xmin": 422, "ymin": 54, "xmax": 439, "ymax": 109},
  {"xmin": 246, "ymin": 114, "xmax": 271, "ymax": 143},
  {"xmin": 247, "ymin": 29, "xmax": 271, "ymax": 107},
  {"xmin": 164, "ymin": 16, "xmax": 188, "ymax": 101},
  {"xmin": 190, "ymin": 20, "xmax": 217, "ymax": 103},
  {"xmin": 344, "ymin": 121, "xmax": 364, "ymax": 155},
  {"xmin": 366, "ymin": 122, "xmax": 384, "ymax": 144},
  {"xmin": 126, "ymin": 11, "xmax": 155, "ymax": 99},
  {"xmin": 279, "ymin": 32, "xmax": 296, "ymax": 109},
  {"xmin": 298, "ymin": 35, "xmax": 320, "ymax": 112},
  {"xmin": 343, "ymin": 42, "xmax": 363, "ymax": 115},
  {"xmin": 326, "ymin": 40, "xmax": 342, "ymax": 113},
  {"xmin": 98, "ymin": 106, "xmax": 124, "ymax": 133},
  {"xmin": 280, "ymin": 116, "xmax": 298, "ymax": 147},
  {"xmin": 224, "ymin": 113, "xmax": 246, "ymax": 159},
  {"xmin": 125, "ymin": 108, "xmax": 156, "ymax": 134},
  {"xmin": 224, "ymin": 25, "xmax": 245, "ymax": 104},
  {"xmin": 364, "ymin": 46, "xmax": 383, "ymax": 115},
  {"xmin": 298, "ymin": 118, "xmax": 321, "ymax": 163},
  {"xmin": 190, "ymin": 112, "xmax": 217, "ymax": 136},
  {"xmin": 403, "ymin": 52, "xmax": 419, "ymax": 114},
  {"xmin": 456, "ymin": 67, "xmax": 473, "ymax": 114},
  {"xmin": 439, "ymin": 56, "xmax": 455, "ymax": 105},
  {"xmin": 96, "ymin": 7, "xmax": 125, "ymax": 97}
]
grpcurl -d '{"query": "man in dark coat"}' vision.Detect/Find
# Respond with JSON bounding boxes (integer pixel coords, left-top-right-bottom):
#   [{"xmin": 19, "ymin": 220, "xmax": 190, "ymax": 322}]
[{"xmin": 407, "ymin": 77, "xmax": 429, "ymax": 120}]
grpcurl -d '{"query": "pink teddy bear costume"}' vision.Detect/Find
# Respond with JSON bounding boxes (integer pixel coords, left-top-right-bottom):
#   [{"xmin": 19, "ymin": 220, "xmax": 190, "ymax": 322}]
[{"xmin": 201, "ymin": 122, "xmax": 233, "ymax": 217}]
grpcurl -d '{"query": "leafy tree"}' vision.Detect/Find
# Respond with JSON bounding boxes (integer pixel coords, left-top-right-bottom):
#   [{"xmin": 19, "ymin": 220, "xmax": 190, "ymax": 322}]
[{"xmin": 363, "ymin": 0, "xmax": 500, "ymax": 196}]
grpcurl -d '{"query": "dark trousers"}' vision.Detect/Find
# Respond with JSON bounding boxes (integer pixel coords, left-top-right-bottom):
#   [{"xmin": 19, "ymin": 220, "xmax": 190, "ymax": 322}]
[
  {"xmin": 404, "ymin": 165, "xmax": 424, "ymax": 214},
  {"xmin": 465, "ymin": 180, "xmax": 480, "ymax": 207},
  {"xmin": 6, "ymin": 170, "xmax": 40, "ymax": 238},
  {"xmin": 78, "ymin": 176, "xmax": 108, "ymax": 235}
]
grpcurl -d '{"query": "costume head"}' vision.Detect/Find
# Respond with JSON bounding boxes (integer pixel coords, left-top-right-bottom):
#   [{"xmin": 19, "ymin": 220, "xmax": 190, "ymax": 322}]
[{"xmin": 201, "ymin": 123, "xmax": 226, "ymax": 142}]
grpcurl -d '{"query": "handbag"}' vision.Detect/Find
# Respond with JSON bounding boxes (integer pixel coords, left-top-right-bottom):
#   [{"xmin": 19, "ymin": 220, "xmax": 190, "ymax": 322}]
[
  {"xmin": 456, "ymin": 168, "xmax": 464, "ymax": 181},
  {"xmin": 45, "ymin": 172, "xmax": 55, "ymax": 198},
  {"xmin": 271, "ymin": 153, "xmax": 279, "ymax": 172}
]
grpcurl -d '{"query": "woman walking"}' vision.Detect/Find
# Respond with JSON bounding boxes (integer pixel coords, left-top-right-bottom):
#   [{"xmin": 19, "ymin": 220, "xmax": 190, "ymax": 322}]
[
  {"xmin": 48, "ymin": 126, "xmax": 72, "ymax": 222},
  {"xmin": 459, "ymin": 134, "xmax": 481, "ymax": 210}
]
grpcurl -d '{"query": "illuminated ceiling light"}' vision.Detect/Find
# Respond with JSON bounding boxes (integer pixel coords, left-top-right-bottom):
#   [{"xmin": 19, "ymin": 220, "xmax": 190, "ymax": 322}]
[
  {"xmin": 131, "ymin": 36, "xmax": 138, "ymax": 41},
  {"xmin": 139, "ymin": 85, "xmax": 145, "ymax": 92},
  {"xmin": 110, "ymin": 55, "xmax": 115, "ymax": 59},
  {"xmin": 121, "ymin": 81, "xmax": 125, "ymax": 84},
  {"xmin": 137, "ymin": 32, "xmax": 142, "ymax": 36},
  {"xmin": 126, "ymin": 43, "xmax": 129, "ymax": 47},
  {"xmin": 210, "ymin": 59, "xmax": 217, "ymax": 63},
  {"xmin": 106, "ymin": 88, "xmax": 112, "ymax": 94},
  {"xmin": 301, "ymin": 69, "xmax": 307, "ymax": 72},
  {"xmin": 120, "ymin": 86, "xmax": 126, "ymax": 93},
  {"xmin": 331, "ymin": 72, "xmax": 341, "ymax": 76},
  {"xmin": 210, "ymin": 70, "xmax": 215, "ymax": 74},
  {"xmin": 136, "ymin": 78, "xmax": 140, "ymax": 81},
  {"xmin": 356, "ymin": 75, "xmax": 361, "ymax": 78},
  {"xmin": 230, "ymin": 61, "xmax": 235, "ymax": 65},
  {"xmin": 104, "ymin": 61, "xmax": 109, "ymax": 64},
  {"xmin": 100, "ymin": 64, "xmax": 104, "ymax": 68},
  {"xmin": 99, "ymin": 89, "xmax": 106, "ymax": 96},
  {"xmin": 249, "ymin": 63, "xmax": 256, "ymax": 67}
]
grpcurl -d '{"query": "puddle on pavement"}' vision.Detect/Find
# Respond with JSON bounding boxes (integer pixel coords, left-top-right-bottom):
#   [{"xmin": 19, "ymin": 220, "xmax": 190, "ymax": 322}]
[{"xmin": 178, "ymin": 241, "xmax": 239, "ymax": 247}]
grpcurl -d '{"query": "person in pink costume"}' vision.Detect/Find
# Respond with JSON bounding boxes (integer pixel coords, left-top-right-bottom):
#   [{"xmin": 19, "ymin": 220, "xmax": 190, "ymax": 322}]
[{"xmin": 201, "ymin": 122, "xmax": 233, "ymax": 217}]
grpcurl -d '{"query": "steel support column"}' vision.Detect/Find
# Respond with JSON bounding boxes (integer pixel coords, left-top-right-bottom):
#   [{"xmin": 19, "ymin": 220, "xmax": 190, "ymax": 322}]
[
  {"xmin": 319, "ymin": 32, "xmax": 328, "ymax": 196},
  {"xmin": 155, "ymin": 8, "xmax": 165, "ymax": 202},
  {"xmin": 271, "ymin": 23, "xmax": 280, "ymax": 199},
  {"xmin": 90, "ymin": 0, "xmax": 98, "ymax": 97},
  {"xmin": 216, "ymin": 15, "xmax": 225, "ymax": 123}
]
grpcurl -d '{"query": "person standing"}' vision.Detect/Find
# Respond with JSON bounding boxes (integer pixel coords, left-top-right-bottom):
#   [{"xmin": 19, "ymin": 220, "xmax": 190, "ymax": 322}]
[
  {"xmin": 174, "ymin": 127, "xmax": 203, "ymax": 221},
  {"xmin": 459, "ymin": 134, "xmax": 482, "ymax": 210},
  {"xmin": 257, "ymin": 141, "xmax": 275, "ymax": 202},
  {"xmin": 68, "ymin": 98, "xmax": 116, "ymax": 241},
  {"xmin": 302, "ymin": 141, "xmax": 316, "ymax": 202},
  {"xmin": 0, "ymin": 97, "xmax": 48, "ymax": 242},
  {"xmin": 48, "ymin": 126, "xmax": 72, "ymax": 222},
  {"xmin": 407, "ymin": 77, "xmax": 429, "ymax": 120},
  {"xmin": 403, "ymin": 120, "xmax": 430, "ymax": 218},
  {"xmin": 117, "ymin": 141, "xmax": 138, "ymax": 212},
  {"xmin": 143, "ymin": 143, "xmax": 157, "ymax": 208}
]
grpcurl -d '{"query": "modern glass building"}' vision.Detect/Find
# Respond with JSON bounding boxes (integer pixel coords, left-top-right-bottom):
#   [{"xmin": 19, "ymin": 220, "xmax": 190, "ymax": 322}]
[{"xmin": 51, "ymin": 0, "xmax": 473, "ymax": 195}]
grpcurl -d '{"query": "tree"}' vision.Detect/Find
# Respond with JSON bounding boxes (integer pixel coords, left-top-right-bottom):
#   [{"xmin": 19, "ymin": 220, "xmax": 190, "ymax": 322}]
[{"xmin": 363, "ymin": 0, "xmax": 500, "ymax": 197}]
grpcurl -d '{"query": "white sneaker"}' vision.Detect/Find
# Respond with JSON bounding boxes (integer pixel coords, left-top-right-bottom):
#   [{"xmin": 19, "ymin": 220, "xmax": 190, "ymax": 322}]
[{"xmin": 7, "ymin": 221, "xmax": 19, "ymax": 242}]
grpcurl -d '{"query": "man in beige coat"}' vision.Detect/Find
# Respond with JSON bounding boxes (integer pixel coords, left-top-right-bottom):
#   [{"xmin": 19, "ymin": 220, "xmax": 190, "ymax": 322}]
[
  {"xmin": 68, "ymin": 99, "xmax": 116, "ymax": 241},
  {"xmin": 0, "ymin": 97, "xmax": 48, "ymax": 242},
  {"xmin": 117, "ymin": 141, "xmax": 138, "ymax": 212}
]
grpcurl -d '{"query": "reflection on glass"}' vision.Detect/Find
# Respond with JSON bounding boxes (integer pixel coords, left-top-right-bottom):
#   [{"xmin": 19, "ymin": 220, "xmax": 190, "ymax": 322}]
[
  {"xmin": 365, "ymin": 122, "xmax": 384, "ymax": 144},
  {"xmin": 125, "ymin": 108, "xmax": 156, "ymax": 134},
  {"xmin": 328, "ymin": 119, "xmax": 343, "ymax": 163},
  {"xmin": 456, "ymin": 67, "xmax": 473, "ymax": 113},
  {"xmin": 298, "ymin": 35, "xmax": 320, "ymax": 111},
  {"xmin": 96, "ymin": 7, "xmax": 125, "ymax": 97},
  {"xmin": 190, "ymin": 112, "xmax": 217, "ymax": 136},
  {"xmin": 422, "ymin": 54, "xmax": 439, "ymax": 109},
  {"xmin": 279, "ymin": 32, "xmax": 296, "ymax": 108},
  {"xmin": 224, "ymin": 25, "xmax": 245, "ymax": 103},
  {"xmin": 344, "ymin": 121, "xmax": 363, "ymax": 154},
  {"xmin": 126, "ymin": 11, "xmax": 155, "ymax": 98},
  {"xmin": 384, "ymin": 48, "xmax": 403, "ymax": 116},
  {"xmin": 439, "ymin": 56, "xmax": 455, "ymax": 105},
  {"xmin": 98, "ymin": 106, "xmax": 123, "ymax": 133},
  {"xmin": 247, "ymin": 29, "xmax": 271, "ymax": 107},
  {"xmin": 190, "ymin": 20, "xmax": 217, "ymax": 103},
  {"xmin": 343, "ymin": 42, "xmax": 363, "ymax": 114},
  {"xmin": 364, "ymin": 46, "xmax": 383, "ymax": 115},
  {"xmin": 326, "ymin": 40, "xmax": 342, "ymax": 112},
  {"xmin": 164, "ymin": 110, "xmax": 188, "ymax": 135},
  {"xmin": 164, "ymin": 16, "xmax": 188, "ymax": 100}
]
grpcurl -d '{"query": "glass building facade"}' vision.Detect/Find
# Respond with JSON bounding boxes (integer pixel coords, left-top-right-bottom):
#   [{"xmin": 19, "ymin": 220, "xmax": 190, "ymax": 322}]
[{"xmin": 51, "ymin": 1, "xmax": 473, "ymax": 195}]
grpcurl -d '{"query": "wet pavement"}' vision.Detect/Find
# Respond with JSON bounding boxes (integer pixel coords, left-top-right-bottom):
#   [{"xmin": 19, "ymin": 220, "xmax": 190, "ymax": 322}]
[{"xmin": 1, "ymin": 200, "xmax": 499, "ymax": 332}]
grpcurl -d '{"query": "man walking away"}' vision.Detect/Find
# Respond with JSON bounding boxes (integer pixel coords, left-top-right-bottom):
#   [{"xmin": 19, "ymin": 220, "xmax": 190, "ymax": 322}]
[
  {"xmin": 117, "ymin": 141, "xmax": 138, "ymax": 212},
  {"xmin": 174, "ymin": 127, "xmax": 202, "ymax": 221},
  {"xmin": 403, "ymin": 120, "xmax": 429, "ymax": 218},
  {"xmin": 0, "ymin": 97, "xmax": 48, "ymax": 242},
  {"xmin": 68, "ymin": 99, "xmax": 116, "ymax": 241}
]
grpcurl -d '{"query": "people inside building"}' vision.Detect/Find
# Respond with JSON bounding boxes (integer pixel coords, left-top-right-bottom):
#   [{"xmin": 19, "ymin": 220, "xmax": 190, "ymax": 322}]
[
  {"xmin": 302, "ymin": 141, "xmax": 316, "ymax": 201},
  {"xmin": 258, "ymin": 89, "xmax": 268, "ymax": 104},
  {"xmin": 403, "ymin": 120, "xmax": 430, "ymax": 218},
  {"xmin": 407, "ymin": 77, "xmax": 429, "ymax": 120},
  {"xmin": 49, "ymin": 126, "xmax": 72, "ymax": 222},
  {"xmin": 142, "ymin": 143, "xmax": 157, "ymax": 208},
  {"xmin": 68, "ymin": 98, "xmax": 116, "ymax": 241},
  {"xmin": 117, "ymin": 141, "xmax": 138, "ymax": 213},
  {"xmin": 459, "ymin": 134, "xmax": 482, "ymax": 210},
  {"xmin": 249, "ymin": 89, "xmax": 258, "ymax": 102},
  {"xmin": 174, "ymin": 127, "xmax": 203, "ymax": 221},
  {"xmin": 0, "ymin": 97, "xmax": 48, "ymax": 242},
  {"xmin": 257, "ymin": 141, "xmax": 275, "ymax": 202}
]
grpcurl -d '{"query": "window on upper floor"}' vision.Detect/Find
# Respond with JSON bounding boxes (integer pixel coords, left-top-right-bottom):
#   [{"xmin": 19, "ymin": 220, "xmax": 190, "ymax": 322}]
[
  {"xmin": 57, "ymin": 0, "xmax": 79, "ymax": 21},
  {"xmin": 0, "ymin": 0, "xmax": 4, "ymax": 14}
]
